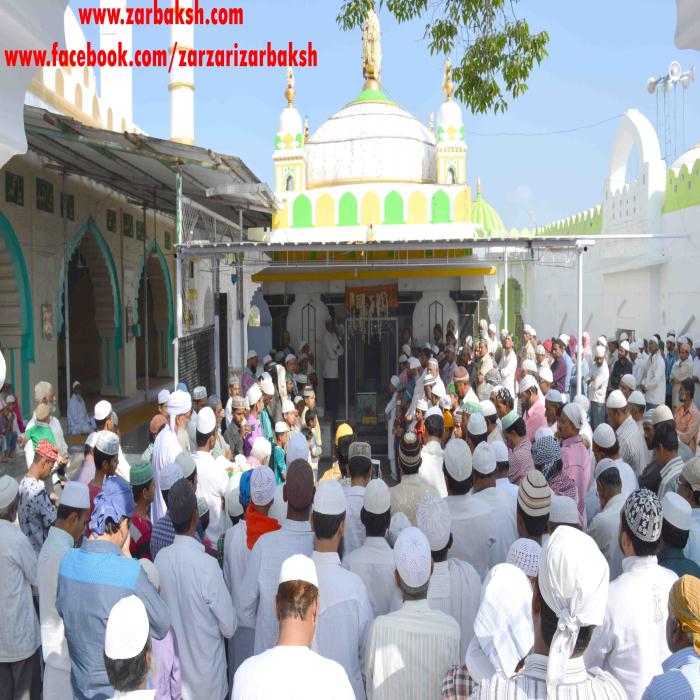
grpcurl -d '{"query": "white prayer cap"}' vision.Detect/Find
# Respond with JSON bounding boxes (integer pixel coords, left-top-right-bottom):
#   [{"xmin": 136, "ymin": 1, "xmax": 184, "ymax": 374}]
[
  {"xmin": 167, "ymin": 390, "xmax": 192, "ymax": 416},
  {"xmin": 662, "ymin": 492, "xmax": 692, "ymax": 531},
  {"xmin": 562, "ymin": 403, "xmax": 583, "ymax": 429},
  {"xmin": 592, "ymin": 423, "xmax": 616, "ymax": 449},
  {"xmin": 431, "ymin": 344, "xmax": 440, "ymax": 355},
  {"xmin": 416, "ymin": 398, "xmax": 428, "ymax": 412},
  {"xmin": 4, "ymin": 394, "xmax": 14, "ymax": 404},
  {"xmin": 425, "ymin": 405, "xmax": 443, "ymax": 421},
  {"xmin": 536, "ymin": 344, "xmax": 545, "ymax": 355},
  {"xmin": 519, "ymin": 375, "xmax": 538, "ymax": 394},
  {"xmin": 282, "ymin": 400, "xmax": 295, "ymax": 414},
  {"xmin": 251, "ymin": 437, "xmax": 272, "ymax": 462},
  {"xmin": 95, "ymin": 430, "xmax": 119, "ymax": 456},
  {"xmin": 629, "ymin": 341, "xmax": 640, "ymax": 353},
  {"xmin": 423, "ymin": 342, "xmax": 433, "ymax": 351},
  {"xmin": 545, "ymin": 389, "xmax": 563, "ymax": 404},
  {"xmin": 226, "ymin": 488, "xmax": 244, "ymax": 518},
  {"xmin": 559, "ymin": 334, "xmax": 570, "ymax": 345},
  {"xmin": 468, "ymin": 412, "xmax": 487, "ymax": 436},
  {"xmin": 473, "ymin": 442, "xmax": 496, "ymax": 475},
  {"xmin": 439, "ymin": 395, "xmax": 452, "ymax": 410},
  {"xmin": 594, "ymin": 457, "xmax": 619, "ymax": 481},
  {"xmin": 228, "ymin": 374, "xmax": 240, "ymax": 386},
  {"xmin": 157, "ymin": 389, "xmax": 171, "ymax": 405},
  {"xmin": 524, "ymin": 324, "xmax": 535, "ymax": 335},
  {"xmin": 423, "ymin": 374, "xmax": 436, "ymax": 388},
  {"xmin": 620, "ymin": 374, "xmax": 636, "ymax": 391},
  {"xmin": 480, "ymin": 400, "xmax": 496, "ymax": 417},
  {"xmin": 408, "ymin": 357, "xmax": 422, "ymax": 370},
  {"xmin": 506, "ymin": 538, "xmax": 542, "ymax": 578},
  {"xmin": 394, "ymin": 526, "xmax": 432, "ymax": 588},
  {"xmin": 72, "ymin": 380, "xmax": 81, "ymax": 389},
  {"xmin": 597, "ymin": 335, "xmax": 607, "ymax": 346},
  {"xmin": 279, "ymin": 554, "xmax": 318, "ymax": 587},
  {"xmin": 574, "ymin": 394, "xmax": 590, "ymax": 414},
  {"xmin": 398, "ymin": 354, "xmax": 408, "ymax": 363},
  {"xmin": 94, "ymin": 400, "xmax": 112, "ymax": 421},
  {"xmin": 247, "ymin": 349, "xmax": 258, "ymax": 360},
  {"xmin": 387, "ymin": 511, "xmax": 411, "ymax": 547},
  {"xmin": 263, "ymin": 354, "xmax": 273, "ymax": 365},
  {"xmin": 652, "ymin": 404, "xmax": 674, "ymax": 425},
  {"xmin": 431, "ymin": 383, "xmax": 446, "ymax": 399},
  {"xmin": 401, "ymin": 343, "xmax": 412, "ymax": 356},
  {"xmin": 628, "ymin": 390, "xmax": 646, "ymax": 407},
  {"xmin": 175, "ymin": 452, "xmax": 197, "ymax": 479},
  {"xmin": 606, "ymin": 390, "xmax": 627, "ymax": 409},
  {"xmin": 538, "ymin": 527, "xmax": 609, "ymax": 695},
  {"xmin": 492, "ymin": 440, "xmax": 508, "ymax": 463},
  {"xmin": 274, "ymin": 421, "xmax": 289, "ymax": 434},
  {"xmin": 695, "ymin": 339, "xmax": 700, "ymax": 350},
  {"xmin": 285, "ymin": 353, "xmax": 296, "ymax": 364},
  {"xmin": 363, "ymin": 479, "xmax": 390, "ymax": 515},
  {"xmin": 594, "ymin": 345, "xmax": 606, "ymax": 358},
  {"xmin": 246, "ymin": 384, "xmax": 262, "ymax": 406},
  {"xmin": 444, "ymin": 438, "xmax": 472, "ymax": 482},
  {"xmin": 60, "ymin": 481, "xmax": 89, "ymax": 509},
  {"xmin": 196, "ymin": 407, "xmax": 217, "ymax": 434},
  {"xmin": 251, "ymin": 466, "xmax": 277, "ymax": 506},
  {"xmin": 0, "ymin": 475, "xmax": 18, "ymax": 509},
  {"xmin": 619, "ymin": 340, "xmax": 630, "ymax": 352},
  {"xmin": 479, "ymin": 318, "xmax": 488, "ymax": 328},
  {"xmin": 139, "ymin": 559, "xmax": 159, "ymax": 591},
  {"xmin": 620, "ymin": 332, "xmax": 629, "ymax": 341},
  {"xmin": 390, "ymin": 375, "xmax": 400, "ymax": 389},
  {"xmin": 666, "ymin": 334, "xmax": 676, "ymax": 344},
  {"xmin": 521, "ymin": 359, "xmax": 537, "ymax": 374},
  {"xmin": 538, "ymin": 366, "xmax": 553, "ymax": 383},
  {"xmin": 104, "ymin": 596, "xmax": 149, "ymax": 661},
  {"xmin": 417, "ymin": 495, "xmax": 451, "ymax": 551},
  {"xmin": 313, "ymin": 479, "xmax": 346, "ymax": 516},
  {"xmin": 535, "ymin": 426, "xmax": 554, "ymax": 442},
  {"xmin": 85, "ymin": 432, "xmax": 98, "ymax": 448},
  {"xmin": 550, "ymin": 494, "xmax": 579, "ymax": 525},
  {"xmin": 286, "ymin": 432, "xmax": 310, "ymax": 466},
  {"xmin": 160, "ymin": 462, "xmax": 184, "ymax": 491},
  {"xmin": 260, "ymin": 378, "xmax": 275, "ymax": 396},
  {"xmin": 192, "ymin": 386, "xmax": 207, "ymax": 401}
]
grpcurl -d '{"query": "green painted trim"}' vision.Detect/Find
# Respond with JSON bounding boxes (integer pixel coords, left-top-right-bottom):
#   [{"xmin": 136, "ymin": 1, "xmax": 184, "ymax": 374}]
[
  {"xmin": 338, "ymin": 192, "xmax": 359, "ymax": 226},
  {"xmin": 106, "ymin": 339, "xmax": 111, "ymax": 387},
  {"xmin": 292, "ymin": 195, "xmax": 312, "ymax": 228},
  {"xmin": 349, "ymin": 89, "xmax": 396, "ymax": 105},
  {"xmin": 431, "ymin": 190, "xmax": 451, "ymax": 224},
  {"xmin": 9, "ymin": 348, "xmax": 15, "ymax": 390},
  {"xmin": 384, "ymin": 191, "xmax": 404, "ymax": 225},
  {"xmin": 663, "ymin": 162, "xmax": 700, "ymax": 214}
]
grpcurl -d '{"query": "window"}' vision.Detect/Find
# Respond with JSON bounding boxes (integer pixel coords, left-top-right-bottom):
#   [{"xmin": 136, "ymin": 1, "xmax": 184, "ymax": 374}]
[
  {"xmin": 285, "ymin": 174, "xmax": 294, "ymax": 191},
  {"xmin": 447, "ymin": 166, "xmax": 456, "ymax": 185}
]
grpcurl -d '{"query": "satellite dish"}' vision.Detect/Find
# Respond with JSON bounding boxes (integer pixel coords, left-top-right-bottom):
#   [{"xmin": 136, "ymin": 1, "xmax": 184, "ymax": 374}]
[
  {"xmin": 647, "ymin": 77, "xmax": 658, "ymax": 94},
  {"xmin": 669, "ymin": 60, "xmax": 682, "ymax": 80}
]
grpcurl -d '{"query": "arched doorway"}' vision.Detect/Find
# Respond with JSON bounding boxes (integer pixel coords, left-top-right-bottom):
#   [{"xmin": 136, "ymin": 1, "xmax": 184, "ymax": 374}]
[
  {"xmin": 57, "ymin": 218, "xmax": 123, "ymax": 399},
  {"xmin": 0, "ymin": 211, "xmax": 34, "ymax": 419},
  {"xmin": 500, "ymin": 277, "xmax": 523, "ymax": 342},
  {"xmin": 134, "ymin": 241, "xmax": 174, "ymax": 379}
]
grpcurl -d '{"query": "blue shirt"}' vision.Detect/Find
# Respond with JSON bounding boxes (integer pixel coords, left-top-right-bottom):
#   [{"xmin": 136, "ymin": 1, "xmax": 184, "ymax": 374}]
[
  {"xmin": 56, "ymin": 539, "xmax": 171, "ymax": 700},
  {"xmin": 563, "ymin": 352, "xmax": 573, "ymax": 394},
  {"xmin": 151, "ymin": 514, "xmax": 202, "ymax": 560},
  {"xmin": 643, "ymin": 646, "xmax": 700, "ymax": 700}
]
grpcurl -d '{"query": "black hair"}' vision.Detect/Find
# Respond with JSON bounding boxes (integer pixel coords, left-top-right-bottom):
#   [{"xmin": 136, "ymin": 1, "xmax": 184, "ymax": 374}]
[
  {"xmin": 551, "ymin": 338, "xmax": 565, "ymax": 350},
  {"xmin": 348, "ymin": 457, "xmax": 372, "ymax": 479},
  {"xmin": 425, "ymin": 414, "xmax": 444, "ymax": 438},
  {"xmin": 304, "ymin": 409, "xmax": 317, "ymax": 427},
  {"xmin": 431, "ymin": 540, "xmax": 451, "ymax": 563},
  {"xmin": 596, "ymin": 467, "xmax": 621, "ymax": 488},
  {"xmin": 229, "ymin": 514, "xmax": 241, "ymax": 527},
  {"xmin": 595, "ymin": 440, "xmax": 620, "ymax": 457},
  {"xmin": 444, "ymin": 468, "xmax": 472, "ymax": 496},
  {"xmin": 360, "ymin": 508, "xmax": 391, "ymax": 537},
  {"xmin": 200, "ymin": 510, "xmax": 210, "ymax": 533},
  {"xmin": 621, "ymin": 512, "xmax": 660, "ymax": 556},
  {"xmin": 173, "ymin": 512, "xmax": 195, "ymax": 534},
  {"xmin": 539, "ymin": 591, "xmax": 593, "ymax": 655},
  {"xmin": 662, "ymin": 519, "xmax": 690, "ymax": 549},
  {"xmin": 103, "ymin": 516, "xmax": 126, "ymax": 536},
  {"xmin": 691, "ymin": 488, "xmax": 700, "ymax": 508},
  {"xmin": 95, "ymin": 417, "xmax": 108, "ymax": 431},
  {"xmin": 84, "ymin": 444, "xmax": 93, "ymax": 457},
  {"xmin": 56, "ymin": 504, "xmax": 85, "ymax": 521},
  {"xmin": 104, "ymin": 639, "xmax": 151, "ymax": 692},
  {"xmin": 196, "ymin": 429, "xmax": 215, "ymax": 448},
  {"xmin": 505, "ymin": 417, "xmax": 527, "ymax": 437},
  {"xmin": 132, "ymin": 480, "xmax": 153, "ymax": 503},
  {"xmin": 652, "ymin": 422, "xmax": 679, "ymax": 452},
  {"xmin": 312, "ymin": 512, "xmax": 345, "ymax": 540},
  {"xmin": 496, "ymin": 460, "xmax": 510, "ymax": 474},
  {"xmin": 682, "ymin": 377, "xmax": 696, "ymax": 399},
  {"xmin": 468, "ymin": 431, "xmax": 487, "ymax": 447},
  {"xmin": 93, "ymin": 447, "xmax": 112, "ymax": 472},
  {"xmin": 400, "ymin": 458, "xmax": 421, "ymax": 476},
  {"xmin": 186, "ymin": 468, "xmax": 197, "ymax": 486},
  {"xmin": 485, "ymin": 414, "xmax": 498, "ymax": 427},
  {"xmin": 517, "ymin": 504, "xmax": 549, "ymax": 537},
  {"xmin": 301, "ymin": 427, "xmax": 313, "ymax": 441}
]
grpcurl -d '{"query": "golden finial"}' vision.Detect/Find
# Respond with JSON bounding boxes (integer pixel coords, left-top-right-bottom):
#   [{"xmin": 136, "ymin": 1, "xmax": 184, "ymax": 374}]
[
  {"xmin": 443, "ymin": 58, "xmax": 454, "ymax": 101},
  {"xmin": 285, "ymin": 67, "xmax": 296, "ymax": 107},
  {"xmin": 477, "ymin": 177, "xmax": 482, "ymax": 196},
  {"xmin": 362, "ymin": 8, "xmax": 382, "ymax": 90}
]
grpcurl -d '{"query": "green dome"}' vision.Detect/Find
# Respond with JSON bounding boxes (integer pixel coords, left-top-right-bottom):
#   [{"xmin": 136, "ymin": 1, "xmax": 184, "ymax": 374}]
[{"xmin": 470, "ymin": 180, "xmax": 505, "ymax": 236}]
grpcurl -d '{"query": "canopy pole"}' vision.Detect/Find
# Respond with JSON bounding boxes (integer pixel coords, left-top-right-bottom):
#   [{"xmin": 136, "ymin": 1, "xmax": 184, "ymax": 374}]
[
  {"xmin": 174, "ymin": 170, "xmax": 183, "ymax": 389},
  {"xmin": 238, "ymin": 209, "xmax": 245, "ymax": 371},
  {"xmin": 576, "ymin": 246, "xmax": 584, "ymax": 397},
  {"xmin": 213, "ymin": 256, "xmax": 221, "ymax": 398},
  {"xmin": 142, "ymin": 203, "xmax": 150, "ymax": 403},
  {"xmin": 504, "ymin": 247, "xmax": 509, "ymax": 333},
  {"xmin": 62, "ymin": 168, "xmax": 71, "ymax": 410}
]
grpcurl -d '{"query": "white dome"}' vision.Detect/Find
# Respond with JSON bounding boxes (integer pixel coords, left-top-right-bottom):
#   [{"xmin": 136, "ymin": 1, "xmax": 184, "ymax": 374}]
[
  {"xmin": 278, "ymin": 106, "xmax": 303, "ymax": 137},
  {"xmin": 305, "ymin": 97, "xmax": 437, "ymax": 186},
  {"xmin": 437, "ymin": 100, "xmax": 463, "ymax": 131},
  {"xmin": 672, "ymin": 143, "xmax": 700, "ymax": 172}
]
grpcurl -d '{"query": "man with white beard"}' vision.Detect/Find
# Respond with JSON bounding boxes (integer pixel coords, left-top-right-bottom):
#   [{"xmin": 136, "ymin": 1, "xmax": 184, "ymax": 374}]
[
  {"xmin": 23, "ymin": 381, "xmax": 68, "ymax": 467},
  {"xmin": 151, "ymin": 390, "xmax": 191, "ymax": 521}
]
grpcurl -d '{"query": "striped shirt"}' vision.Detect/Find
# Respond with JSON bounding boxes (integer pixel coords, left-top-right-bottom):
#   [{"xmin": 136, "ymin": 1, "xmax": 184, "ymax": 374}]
[
  {"xmin": 475, "ymin": 653, "xmax": 626, "ymax": 699},
  {"xmin": 616, "ymin": 415, "xmax": 648, "ymax": 477},
  {"xmin": 508, "ymin": 439, "xmax": 535, "ymax": 486},
  {"xmin": 643, "ymin": 647, "xmax": 700, "ymax": 700}
]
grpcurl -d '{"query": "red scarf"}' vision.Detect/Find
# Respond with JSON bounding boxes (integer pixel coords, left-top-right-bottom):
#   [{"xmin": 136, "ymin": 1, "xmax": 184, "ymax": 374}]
[{"xmin": 246, "ymin": 503, "xmax": 281, "ymax": 549}]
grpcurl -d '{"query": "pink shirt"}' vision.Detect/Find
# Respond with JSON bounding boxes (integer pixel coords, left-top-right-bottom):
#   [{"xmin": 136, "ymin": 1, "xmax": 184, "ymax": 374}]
[
  {"xmin": 508, "ymin": 439, "xmax": 534, "ymax": 486},
  {"xmin": 560, "ymin": 435, "xmax": 591, "ymax": 518},
  {"xmin": 524, "ymin": 399, "xmax": 547, "ymax": 443}
]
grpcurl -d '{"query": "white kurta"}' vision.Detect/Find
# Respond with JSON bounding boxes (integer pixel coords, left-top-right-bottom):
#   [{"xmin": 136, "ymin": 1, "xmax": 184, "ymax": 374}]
[
  {"xmin": 233, "ymin": 645, "xmax": 355, "ymax": 700},
  {"xmin": 419, "ymin": 442, "xmax": 446, "ymax": 497},
  {"xmin": 584, "ymin": 555, "xmax": 678, "ymax": 700},
  {"xmin": 445, "ymin": 494, "xmax": 496, "ymax": 579},
  {"xmin": 427, "ymin": 558, "xmax": 480, "ymax": 660},
  {"xmin": 150, "ymin": 425, "xmax": 183, "ymax": 521},
  {"xmin": 311, "ymin": 551, "xmax": 373, "ymax": 700},
  {"xmin": 589, "ymin": 361, "xmax": 609, "ymax": 403},
  {"xmin": 586, "ymin": 492, "xmax": 626, "ymax": 580},
  {"xmin": 471, "ymin": 486, "xmax": 518, "ymax": 567},
  {"xmin": 616, "ymin": 415, "xmax": 648, "ymax": 478},
  {"xmin": 187, "ymin": 410, "xmax": 198, "ymax": 452},
  {"xmin": 342, "ymin": 537, "xmax": 401, "ymax": 618},
  {"xmin": 364, "ymin": 599, "xmax": 460, "ymax": 700},
  {"xmin": 642, "ymin": 352, "xmax": 667, "ymax": 406},
  {"xmin": 634, "ymin": 356, "xmax": 649, "ymax": 388},
  {"xmin": 67, "ymin": 395, "xmax": 94, "ymax": 435},
  {"xmin": 685, "ymin": 508, "xmax": 700, "ymax": 567},
  {"xmin": 584, "ymin": 458, "xmax": 638, "ymax": 526},
  {"xmin": 670, "ymin": 357, "xmax": 693, "ymax": 407},
  {"xmin": 194, "ymin": 450, "xmax": 229, "ymax": 543},
  {"xmin": 497, "ymin": 350, "xmax": 517, "ymax": 398},
  {"xmin": 155, "ymin": 535, "xmax": 236, "ymax": 700},
  {"xmin": 342, "ymin": 484, "xmax": 366, "ymax": 557}
]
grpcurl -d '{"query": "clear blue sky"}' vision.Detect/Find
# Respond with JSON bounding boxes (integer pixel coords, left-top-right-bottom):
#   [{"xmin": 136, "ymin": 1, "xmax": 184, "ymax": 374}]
[{"xmin": 81, "ymin": 0, "xmax": 700, "ymax": 229}]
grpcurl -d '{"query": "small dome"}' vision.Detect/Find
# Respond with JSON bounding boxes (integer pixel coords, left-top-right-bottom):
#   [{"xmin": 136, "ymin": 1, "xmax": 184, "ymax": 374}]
[
  {"xmin": 671, "ymin": 142, "xmax": 700, "ymax": 172},
  {"xmin": 278, "ymin": 106, "xmax": 303, "ymax": 146},
  {"xmin": 437, "ymin": 100, "xmax": 464, "ymax": 143},
  {"xmin": 471, "ymin": 182, "xmax": 505, "ymax": 235}
]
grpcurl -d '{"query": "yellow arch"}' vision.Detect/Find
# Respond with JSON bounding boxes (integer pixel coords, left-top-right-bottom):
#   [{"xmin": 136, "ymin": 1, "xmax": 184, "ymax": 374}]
[
  {"xmin": 315, "ymin": 193, "xmax": 336, "ymax": 227},
  {"xmin": 272, "ymin": 200, "xmax": 289, "ymax": 229},
  {"xmin": 454, "ymin": 189, "xmax": 470, "ymax": 223},
  {"xmin": 407, "ymin": 191, "xmax": 427, "ymax": 224},
  {"xmin": 360, "ymin": 191, "xmax": 381, "ymax": 225}
]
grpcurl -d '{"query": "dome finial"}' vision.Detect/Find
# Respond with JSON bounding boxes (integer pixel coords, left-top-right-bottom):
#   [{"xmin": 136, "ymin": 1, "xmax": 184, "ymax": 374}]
[
  {"xmin": 477, "ymin": 177, "xmax": 482, "ymax": 196},
  {"xmin": 362, "ymin": 8, "xmax": 382, "ymax": 90},
  {"xmin": 443, "ymin": 58, "xmax": 454, "ymax": 101},
  {"xmin": 284, "ymin": 67, "xmax": 296, "ymax": 108}
]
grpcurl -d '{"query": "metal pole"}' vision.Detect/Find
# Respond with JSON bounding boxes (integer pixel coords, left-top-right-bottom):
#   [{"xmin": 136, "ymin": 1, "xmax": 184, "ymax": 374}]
[
  {"xmin": 504, "ymin": 247, "xmax": 509, "ymax": 332},
  {"xmin": 62, "ymin": 169, "xmax": 71, "ymax": 411},
  {"xmin": 213, "ymin": 256, "xmax": 221, "ymax": 397},
  {"xmin": 238, "ymin": 209, "xmax": 245, "ymax": 371},
  {"xmin": 344, "ymin": 319, "xmax": 349, "ymax": 423},
  {"xmin": 142, "ymin": 203, "xmax": 149, "ymax": 402},
  {"xmin": 174, "ymin": 170, "xmax": 183, "ymax": 388},
  {"xmin": 576, "ymin": 246, "xmax": 584, "ymax": 397}
]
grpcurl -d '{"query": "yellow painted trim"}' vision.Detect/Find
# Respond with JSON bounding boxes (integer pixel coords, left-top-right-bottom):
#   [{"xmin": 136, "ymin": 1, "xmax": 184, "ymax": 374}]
[
  {"xmin": 171, "ymin": 136, "xmax": 196, "ymax": 146},
  {"xmin": 168, "ymin": 81, "xmax": 195, "ymax": 91},
  {"xmin": 28, "ymin": 76, "xmax": 103, "ymax": 129},
  {"xmin": 252, "ymin": 266, "xmax": 496, "ymax": 283},
  {"xmin": 307, "ymin": 176, "xmax": 434, "ymax": 190}
]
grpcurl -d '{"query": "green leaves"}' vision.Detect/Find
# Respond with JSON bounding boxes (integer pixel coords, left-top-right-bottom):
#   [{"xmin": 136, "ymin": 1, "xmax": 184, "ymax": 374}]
[{"xmin": 337, "ymin": 0, "xmax": 549, "ymax": 114}]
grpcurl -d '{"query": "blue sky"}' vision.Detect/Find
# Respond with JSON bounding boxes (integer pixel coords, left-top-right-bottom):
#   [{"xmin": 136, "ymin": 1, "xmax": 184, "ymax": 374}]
[{"xmin": 80, "ymin": 0, "xmax": 700, "ymax": 229}]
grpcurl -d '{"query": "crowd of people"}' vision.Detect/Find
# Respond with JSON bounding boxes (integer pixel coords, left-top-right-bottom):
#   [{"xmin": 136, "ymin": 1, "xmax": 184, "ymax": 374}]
[{"xmin": 3, "ymin": 318, "xmax": 700, "ymax": 699}]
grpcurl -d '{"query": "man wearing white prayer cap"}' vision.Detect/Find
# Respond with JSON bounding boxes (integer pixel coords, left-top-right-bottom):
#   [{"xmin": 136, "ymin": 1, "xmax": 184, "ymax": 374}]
[
  {"xmin": 187, "ymin": 385, "xmax": 208, "ymax": 450},
  {"xmin": 619, "ymin": 373, "xmax": 636, "ymax": 399},
  {"xmin": 38, "ymin": 481, "xmax": 90, "ymax": 700},
  {"xmin": 442, "ymin": 438, "xmax": 495, "ymax": 579},
  {"xmin": 520, "ymin": 374, "xmax": 547, "ymax": 443},
  {"xmin": 309, "ymin": 480, "xmax": 372, "ymax": 699},
  {"xmin": 151, "ymin": 389, "xmax": 191, "ymax": 521},
  {"xmin": 417, "ymin": 494, "xmax": 480, "ymax": 660},
  {"xmin": 521, "ymin": 324, "xmax": 537, "ymax": 364},
  {"xmin": 232, "ymin": 554, "xmax": 355, "ymax": 699},
  {"xmin": 341, "ymin": 442, "xmax": 373, "ymax": 556},
  {"xmin": 548, "ymin": 493, "xmax": 580, "ymax": 532},
  {"xmin": 588, "ymin": 344, "xmax": 610, "ymax": 430},
  {"xmin": 607, "ymin": 389, "xmax": 648, "ymax": 478},
  {"xmin": 420, "ymin": 408, "xmax": 447, "ymax": 497},
  {"xmin": 585, "ymin": 489, "xmax": 678, "ymax": 698},
  {"xmin": 67, "ymin": 380, "xmax": 95, "ymax": 435},
  {"xmin": 342, "ymin": 479, "xmax": 401, "ymax": 617},
  {"xmin": 192, "ymin": 406, "xmax": 229, "ymax": 545},
  {"xmin": 365, "ymin": 527, "xmax": 460, "ymax": 700},
  {"xmin": 477, "ymin": 527, "xmax": 624, "ymax": 699},
  {"xmin": 641, "ymin": 334, "xmax": 667, "ymax": 409},
  {"xmin": 498, "ymin": 331, "xmax": 517, "ymax": 397},
  {"xmin": 657, "ymin": 491, "xmax": 700, "ymax": 578},
  {"xmin": 241, "ymin": 349, "xmax": 259, "ymax": 398},
  {"xmin": 243, "ymin": 385, "xmax": 265, "ymax": 458},
  {"xmin": 506, "ymin": 538, "xmax": 541, "ymax": 580},
  {"xmin": 609, "ymin": 340, "xmax": 634, "ymax": 396},
  {"xmin": 157, "ymin": 388, "xmax": 170, "ymax": 417}
]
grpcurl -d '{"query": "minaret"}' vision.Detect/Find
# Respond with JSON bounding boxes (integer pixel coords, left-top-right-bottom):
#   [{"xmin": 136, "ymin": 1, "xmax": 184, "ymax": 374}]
[
  {"xmin": 169, "ymin": 0, "xmax": 194, "ymax": 144},
  {"xmin": 436, "ymin": 58, "xmax": 467, "ymax": 185},
  {"xmin": 99, "ymin": 0, "xmax": 132, "ymax": 128}
]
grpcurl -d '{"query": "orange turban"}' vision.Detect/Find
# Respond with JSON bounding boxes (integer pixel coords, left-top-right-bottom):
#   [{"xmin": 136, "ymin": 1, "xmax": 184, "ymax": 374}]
[{"xmin": 669, "ymin": 575, "xmax": 700, "ymax": 655}]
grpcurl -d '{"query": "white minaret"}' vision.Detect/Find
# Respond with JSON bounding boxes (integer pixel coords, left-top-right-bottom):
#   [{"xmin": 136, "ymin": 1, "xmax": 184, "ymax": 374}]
[
  {"xmin": 169, "ymin": 0, "xmax": 194, "ymax": 144},
  {"xmin": 99, "ymin": 0, "xmax": 133, "ymax": 128}
]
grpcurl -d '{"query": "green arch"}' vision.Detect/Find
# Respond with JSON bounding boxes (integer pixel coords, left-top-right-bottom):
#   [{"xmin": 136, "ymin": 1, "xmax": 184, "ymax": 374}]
[
  {"xmin": 134, "ymin": 240, "xmax": 174, "ymax": 376},
  {"xmin": 56, "ymin": 217, "xmax": 123, "ymax": 393},
  {"xmin": 0, "ymin": 210, "xmax": 35, "ymax": 418},
  {"xmin": 338, "ymin": 192, "xmax": 358, "ymax": 226},
  {"xmin": 292, "ymin": 195, "xmax": 312, "ymax": 228},
  {"xmin": 384, "ymin": 191, "xmax": 404, "ymax": 224},
  {"xmin": 431, "ymin": 190, "xmax": 451, "ymax": 223}
]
